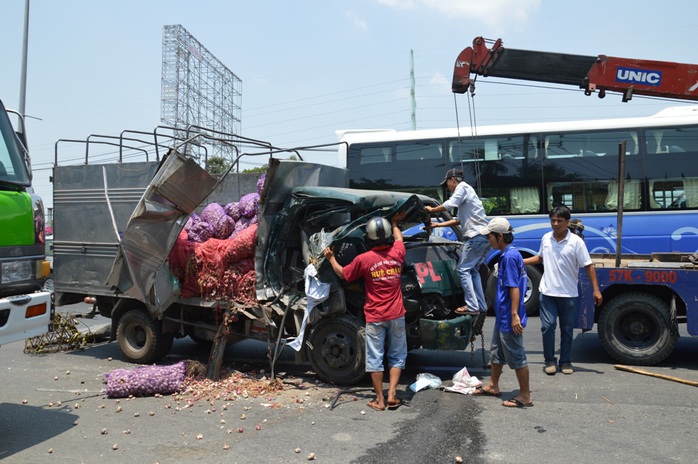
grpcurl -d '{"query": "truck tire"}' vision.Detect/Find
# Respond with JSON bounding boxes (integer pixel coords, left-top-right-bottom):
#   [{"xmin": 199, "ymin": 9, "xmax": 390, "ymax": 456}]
[
  {"xmin": 307, "ymin": 314, "xmax": 366, "ymax": 385},
  {"xmin": 524, "ymin": 265, "xmax": 541, "ymax": 317},
  {"xmin": 598, "ymin": 292, "xmax": 677, "ymax": 366},
  {"xmin": 116, "ymin": 309, "xmax": 173, "ymax": 364},
  {"xmin": 485, "ymin": 265, "xmax": 541, "ymax": 317}
]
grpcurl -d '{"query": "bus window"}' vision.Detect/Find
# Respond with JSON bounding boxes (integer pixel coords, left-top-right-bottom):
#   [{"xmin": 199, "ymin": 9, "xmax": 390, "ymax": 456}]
[
  {"xmin": 359, "ymin": 146, "xmax": 392, "ymax": 164},
  {"xmin": 604, "ymin": 179, "xmax": 642, "ymax": 211},
  {"xmin": 547, "ymin": 181, "xmax": 616, "ymax": 213},
  {"xmin": 545, "ymin": 130, "xmax": 638, "ymax": 159},
  {"xmin": 449, "ymin": 139, "xmax": 483, "ymax": 162},
  {"xmin": 395, "ymin": 142, "xmax": 442, "ymax": 161},
  {"xmin": 646, "ymin": 127, "xmax": 698, "ymax": 154},
  {"xmin": 651, "ymin": 179, "xmax": 685, "ymax": 209}
]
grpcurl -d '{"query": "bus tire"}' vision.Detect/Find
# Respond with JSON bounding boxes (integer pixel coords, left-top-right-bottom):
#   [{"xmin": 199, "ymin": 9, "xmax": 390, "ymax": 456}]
[
  {"xmin": 307, "ymin": 314, "xmax": 366, "ymax": 385},
  {"xmin": 598, "ymin": 292, "xmax": 677, "ymax": 366},
  {"xmin": 524, "ymin": 265, "xmax": 541, "ymax": 317},
  {"xmin": 116, "ymin": 309, "xmax": 173, "ymax": 364}
]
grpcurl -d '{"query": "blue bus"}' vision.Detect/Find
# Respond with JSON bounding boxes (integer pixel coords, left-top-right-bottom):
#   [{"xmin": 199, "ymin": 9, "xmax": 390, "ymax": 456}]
[{"xmin": 336, "ymin": 106, "xmax": 698, "ymax": 313}]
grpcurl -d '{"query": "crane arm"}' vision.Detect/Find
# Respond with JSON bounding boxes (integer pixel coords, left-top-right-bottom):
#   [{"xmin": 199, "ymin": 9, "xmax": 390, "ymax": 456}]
[{"xmin": 452, "ymin": 36, "xmax": 698, "ymax": 102}]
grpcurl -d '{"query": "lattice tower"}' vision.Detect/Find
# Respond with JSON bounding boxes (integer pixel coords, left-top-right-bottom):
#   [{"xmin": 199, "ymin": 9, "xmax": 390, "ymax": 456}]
[{"xmin": 161, "ymin": 24, "xmax": 242, "ymax": 161}]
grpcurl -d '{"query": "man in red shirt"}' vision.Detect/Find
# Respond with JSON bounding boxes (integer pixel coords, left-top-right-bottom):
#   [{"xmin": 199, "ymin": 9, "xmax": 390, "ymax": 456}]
[{"xmin": 324, "ymin": 212, "xmax": 407, "ymax": 411}]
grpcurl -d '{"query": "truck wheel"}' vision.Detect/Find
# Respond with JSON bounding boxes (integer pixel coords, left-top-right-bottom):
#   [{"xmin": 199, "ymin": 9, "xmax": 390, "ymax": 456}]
[
  {"xmin": 116, "ymin": 309, "xmax": 173, "ymax": 364},
  {"xmin": 598, "ymin": 293, "xmax": 677, "ymax": 365},
  {"xmin": 524, "ymin": 265, "xmax": 541, "ymax": 317},
  {"xmin": 308, "ymin": 314, "xmax": 366, "ymax": 385}
]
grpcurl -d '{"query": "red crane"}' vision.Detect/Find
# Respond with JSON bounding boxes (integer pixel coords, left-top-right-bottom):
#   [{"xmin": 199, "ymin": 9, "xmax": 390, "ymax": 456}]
[{"xmin": 452, "ymin": 36, "xmax": 698, "ymax": 102}]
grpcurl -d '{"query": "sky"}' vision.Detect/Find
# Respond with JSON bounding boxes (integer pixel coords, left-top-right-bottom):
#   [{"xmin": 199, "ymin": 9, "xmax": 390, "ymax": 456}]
[{"xmin": 2, "ymin": 0, "xmax": 697, "ymax": 209}]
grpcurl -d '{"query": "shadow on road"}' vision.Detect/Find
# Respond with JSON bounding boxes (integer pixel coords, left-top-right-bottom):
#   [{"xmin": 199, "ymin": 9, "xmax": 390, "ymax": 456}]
[{"xmin": 0, "ymin": 403, "xmax": 77, "ymax": 460}]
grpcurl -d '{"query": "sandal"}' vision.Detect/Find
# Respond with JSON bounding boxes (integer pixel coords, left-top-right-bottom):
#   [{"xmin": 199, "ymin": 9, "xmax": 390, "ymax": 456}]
[
  {"xmin": 367, "ymin": 400, "xmax": 385, "ymax": 411},
  {"xmin": 454, "ymin": 306, "xmax": 480, "ymax": 315}
]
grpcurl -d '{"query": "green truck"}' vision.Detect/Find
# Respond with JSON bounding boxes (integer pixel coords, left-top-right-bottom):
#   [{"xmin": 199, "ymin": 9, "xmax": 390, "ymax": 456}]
[{"xmin": 0, "ymin": 99, "xmax": 52, "ymax": 346}]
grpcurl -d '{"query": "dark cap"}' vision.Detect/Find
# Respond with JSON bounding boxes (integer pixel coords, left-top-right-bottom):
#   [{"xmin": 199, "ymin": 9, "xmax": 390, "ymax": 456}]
[{"xmin": 440, "ymin": 168, "xmax": 463, "ymax": 186}]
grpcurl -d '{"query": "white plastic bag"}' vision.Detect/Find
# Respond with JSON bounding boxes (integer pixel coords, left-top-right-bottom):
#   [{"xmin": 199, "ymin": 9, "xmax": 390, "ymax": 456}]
[
  {"xmin": 443, "ymin": 366, "xmax": 482, "ymax": 395},
  {"xmin": 410, "ymin": 373, "xmax": 443, "ymax": 392}
]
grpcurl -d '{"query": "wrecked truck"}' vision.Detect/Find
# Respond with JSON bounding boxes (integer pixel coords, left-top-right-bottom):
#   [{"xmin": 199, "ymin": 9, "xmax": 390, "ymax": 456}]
[{"xmin": 52, "ymin": 131, "xmax": 480, "ymax": 385}]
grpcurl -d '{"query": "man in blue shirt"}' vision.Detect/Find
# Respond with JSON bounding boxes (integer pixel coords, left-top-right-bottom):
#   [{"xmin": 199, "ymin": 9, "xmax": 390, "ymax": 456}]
[{"xmin": 472, "ymin": 217, "xmax": 533, "ymax": 408}]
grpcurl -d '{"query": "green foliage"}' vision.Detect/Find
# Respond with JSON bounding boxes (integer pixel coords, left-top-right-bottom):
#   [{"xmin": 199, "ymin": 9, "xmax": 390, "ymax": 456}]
[
  {"xmin": 242, "ymin": 164, "xmax": 268, "ymax": 174},
  {"xmin": 206, "ymin": 156, "xmax": 231, "ymax": 175}
]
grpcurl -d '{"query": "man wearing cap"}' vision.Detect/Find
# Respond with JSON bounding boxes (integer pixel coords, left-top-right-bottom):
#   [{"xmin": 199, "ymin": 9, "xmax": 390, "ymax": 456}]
[
  {"xmin": 425, "ymin": 168, "xmax": 490, "ymax": 315},
  {"xmin": 473, "ymin": 217, "xmax": 533, "ymax": 408}
]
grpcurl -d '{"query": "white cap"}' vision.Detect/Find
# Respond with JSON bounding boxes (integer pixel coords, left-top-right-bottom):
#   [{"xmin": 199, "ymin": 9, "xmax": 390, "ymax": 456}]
[{"xmin": 480, "ymin": 217, "xmax": 513, "ymax": 235}]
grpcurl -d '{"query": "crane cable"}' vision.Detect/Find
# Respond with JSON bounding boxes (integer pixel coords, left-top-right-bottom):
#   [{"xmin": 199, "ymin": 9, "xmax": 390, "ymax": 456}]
[{"xmin": 453, "ymin": 77, "xmax": 483, "ymax": 196}]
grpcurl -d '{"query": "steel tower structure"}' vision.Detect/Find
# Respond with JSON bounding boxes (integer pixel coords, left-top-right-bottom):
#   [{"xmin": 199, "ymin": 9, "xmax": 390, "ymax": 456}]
[{"xmin": 161, "ymin": 24, "xmax": 242, "ymax": 161}]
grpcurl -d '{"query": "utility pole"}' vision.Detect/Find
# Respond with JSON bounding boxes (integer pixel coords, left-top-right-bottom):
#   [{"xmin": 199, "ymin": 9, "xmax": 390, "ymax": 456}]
[
  {"xmin": 19, "ymin": 0, "xmax": 30, "ymax": 119},
  {"xmin": 410, "ymin": 49, "xmax": 416, "ymax": 130}
]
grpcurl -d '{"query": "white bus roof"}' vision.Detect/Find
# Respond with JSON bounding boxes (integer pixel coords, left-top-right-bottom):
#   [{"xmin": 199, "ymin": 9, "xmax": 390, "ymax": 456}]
[{"xmin": 336, "ymin": 106, "xmax": 698, "ymax": 144}]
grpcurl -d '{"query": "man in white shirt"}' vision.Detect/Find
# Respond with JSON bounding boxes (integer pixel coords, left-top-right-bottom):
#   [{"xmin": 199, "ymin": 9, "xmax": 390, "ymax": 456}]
[
  {"xmin": 524, "ymin": 206, "xmax": 602, "ymax": 375},
  {"xmin": 426, "ymin": 168, "xmax": 490, "ymax": 315}
]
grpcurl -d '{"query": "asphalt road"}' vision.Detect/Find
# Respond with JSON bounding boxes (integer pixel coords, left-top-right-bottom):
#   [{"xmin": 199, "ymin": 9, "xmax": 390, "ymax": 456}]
[{"xmin": 1, "ymin": 305, "xmax": 697, "ymax": 463}]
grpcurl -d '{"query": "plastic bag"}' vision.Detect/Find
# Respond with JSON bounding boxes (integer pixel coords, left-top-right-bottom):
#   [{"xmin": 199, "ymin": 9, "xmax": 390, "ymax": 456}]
[
  {"xmin": 443, "ymin": 366, "xmax": 482, "ymax": 395},
  {"xmin": 409, "ymin": 373, "xmax": 442, "ymax": 392}
]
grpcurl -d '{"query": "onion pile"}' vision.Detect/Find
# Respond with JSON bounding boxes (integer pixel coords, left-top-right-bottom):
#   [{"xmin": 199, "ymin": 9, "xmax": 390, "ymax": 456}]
[
  {"xmin": 169, "ymin": 176, "xmax": 264, "ymax": 303},
  {"xmin": 105, "ymin": 362, "xmax": 186, "ymax": 398}
]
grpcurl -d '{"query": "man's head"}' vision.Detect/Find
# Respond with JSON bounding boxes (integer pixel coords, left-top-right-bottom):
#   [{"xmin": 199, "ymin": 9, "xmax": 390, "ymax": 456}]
[
  {"xmin": 549, "ymin": 205, "xmax": 571, "ymax": 237},
  {"xmin": 365, "ymin": 216, "xmax": 393, "ymax": 248},
  {"xmin": 480, "ymin": 216, "xmax": 514, "ymax": 247},
  {"xmin": 440, "ymin": 168, "xmax": 463, "ymax": 192}
]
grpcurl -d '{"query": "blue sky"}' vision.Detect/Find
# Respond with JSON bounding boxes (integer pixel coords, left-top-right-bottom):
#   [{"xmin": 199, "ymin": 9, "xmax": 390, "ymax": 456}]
[{"xmin": 2, "ymin": 0, "xmax": 696, "ymax": 208}]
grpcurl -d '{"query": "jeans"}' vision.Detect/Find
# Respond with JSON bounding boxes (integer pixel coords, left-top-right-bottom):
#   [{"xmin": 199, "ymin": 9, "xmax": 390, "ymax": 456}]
[
  {"xmin": 457, "ymin": 234, "xmax": 491, "ymax": 312},
  {"xmin": 365, "ymin": 317, "xmax": 408, "ymax": 372},
  {"xmin": 539, "ymin": 294, "xmax": 579, "ymax": 365}
]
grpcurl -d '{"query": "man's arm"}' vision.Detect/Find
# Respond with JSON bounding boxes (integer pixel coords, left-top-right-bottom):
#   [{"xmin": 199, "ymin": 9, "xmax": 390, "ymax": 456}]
[
  {"xmin": 523, "ymin": 255, "xmax": 542, "ymax": 266},
  {"xmin": 425, "ymin": 205, "xmax": 446, "ymax": 214},
  {"xmin": 509, "ymin": 287, "xmax": 524, "ymax": 335},
  {"xmin": 430, "ymin": 218, "xmax": 459, "ymax": 229},
  {"xmin": 584, "ymin": 264, "xmax": 603, "ymax": 306},
  {"xmin": 391, "ymin": 212, "xmax": 406, "ymax": 242},
  {"xmin": 324, "ymin": 247, "xmax": 344, "ymax": 279}
]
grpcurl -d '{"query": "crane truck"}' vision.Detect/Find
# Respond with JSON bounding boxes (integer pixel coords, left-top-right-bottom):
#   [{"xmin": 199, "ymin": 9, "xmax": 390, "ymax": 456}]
[{"xmin": 451, "ymin": 36, "xmax": 698, "ymax": 365}]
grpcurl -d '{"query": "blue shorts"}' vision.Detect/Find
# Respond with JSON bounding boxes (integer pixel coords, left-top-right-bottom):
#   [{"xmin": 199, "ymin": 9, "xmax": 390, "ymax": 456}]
[
  {"xmin": 365, "ymin": 317, "xmax": 408, "ymax": 372},
  {"xmin": 489, "ymin": 325, "xmax": 528, "ymax": 370}
]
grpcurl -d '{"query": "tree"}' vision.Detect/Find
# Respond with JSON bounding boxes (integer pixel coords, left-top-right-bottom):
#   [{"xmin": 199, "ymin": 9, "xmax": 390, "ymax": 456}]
[{"xmin": 206, "ymin": 156, "xmax": 230, "ymax": 175}]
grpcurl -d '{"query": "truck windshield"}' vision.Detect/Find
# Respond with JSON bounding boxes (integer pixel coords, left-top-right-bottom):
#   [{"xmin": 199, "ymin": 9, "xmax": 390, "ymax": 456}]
[{"xmin": 0, "ymin": 102, "xmax": 31, "ymax": 186}]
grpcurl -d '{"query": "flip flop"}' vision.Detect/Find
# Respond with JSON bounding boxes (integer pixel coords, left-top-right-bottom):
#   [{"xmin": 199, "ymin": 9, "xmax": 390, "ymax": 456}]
[
  {"xmin": 454, "ymin": 306, "xmax": 479, "ymax": 315},
  {"xmin": 502, "ymin": 398, "xmax": 534, "ymax": 408},
  {"xmin": 387, "ymin": 398, "xmax": 403, "ymax": 409},
  {"xmin": 367, "ymin": 400, "xmax": 386, "ymax": 411},
  {"xmin": 472, "ymin": 386, "xmax": 501, "ymax": 397}
]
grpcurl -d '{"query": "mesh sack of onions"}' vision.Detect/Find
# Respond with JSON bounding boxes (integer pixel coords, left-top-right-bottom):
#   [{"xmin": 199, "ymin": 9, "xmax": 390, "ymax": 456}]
[
  {"xmin": 168, "ymin": 230, "xmax": 200, "ymax": 298},
  {"xmin": 200, "ymin": 203, "xmax": 235, "ymax": 239},
  {"xmin": 224, "ymin": 201, "xmax": 243, "ymax": 221},
  {"xmin": 238, "ymin": 192, "xmax": 260, "ymax": 218},
  {"xmin": 104, "ymin": 361, "xmax": 186, "ymax": 398},
  {"xmin": 256, "ymin": 173, "xmax": 266, "ymax": 194}
]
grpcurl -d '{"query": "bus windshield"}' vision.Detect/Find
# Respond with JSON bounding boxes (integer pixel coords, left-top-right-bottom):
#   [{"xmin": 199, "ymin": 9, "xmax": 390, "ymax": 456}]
[
  {"xmin": 337, "ymin": 106, "xmax": 698, "ymax": 255},
  {"xmin": 0, "ymin": 100, "xmax": 31, "ymax": 187}
]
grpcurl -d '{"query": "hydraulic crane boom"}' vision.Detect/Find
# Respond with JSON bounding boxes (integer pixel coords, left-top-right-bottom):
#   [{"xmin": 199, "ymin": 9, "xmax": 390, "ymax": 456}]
[{"xmin": 452, "ymin": 36, "xmax": 698, "ymax": 102}]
